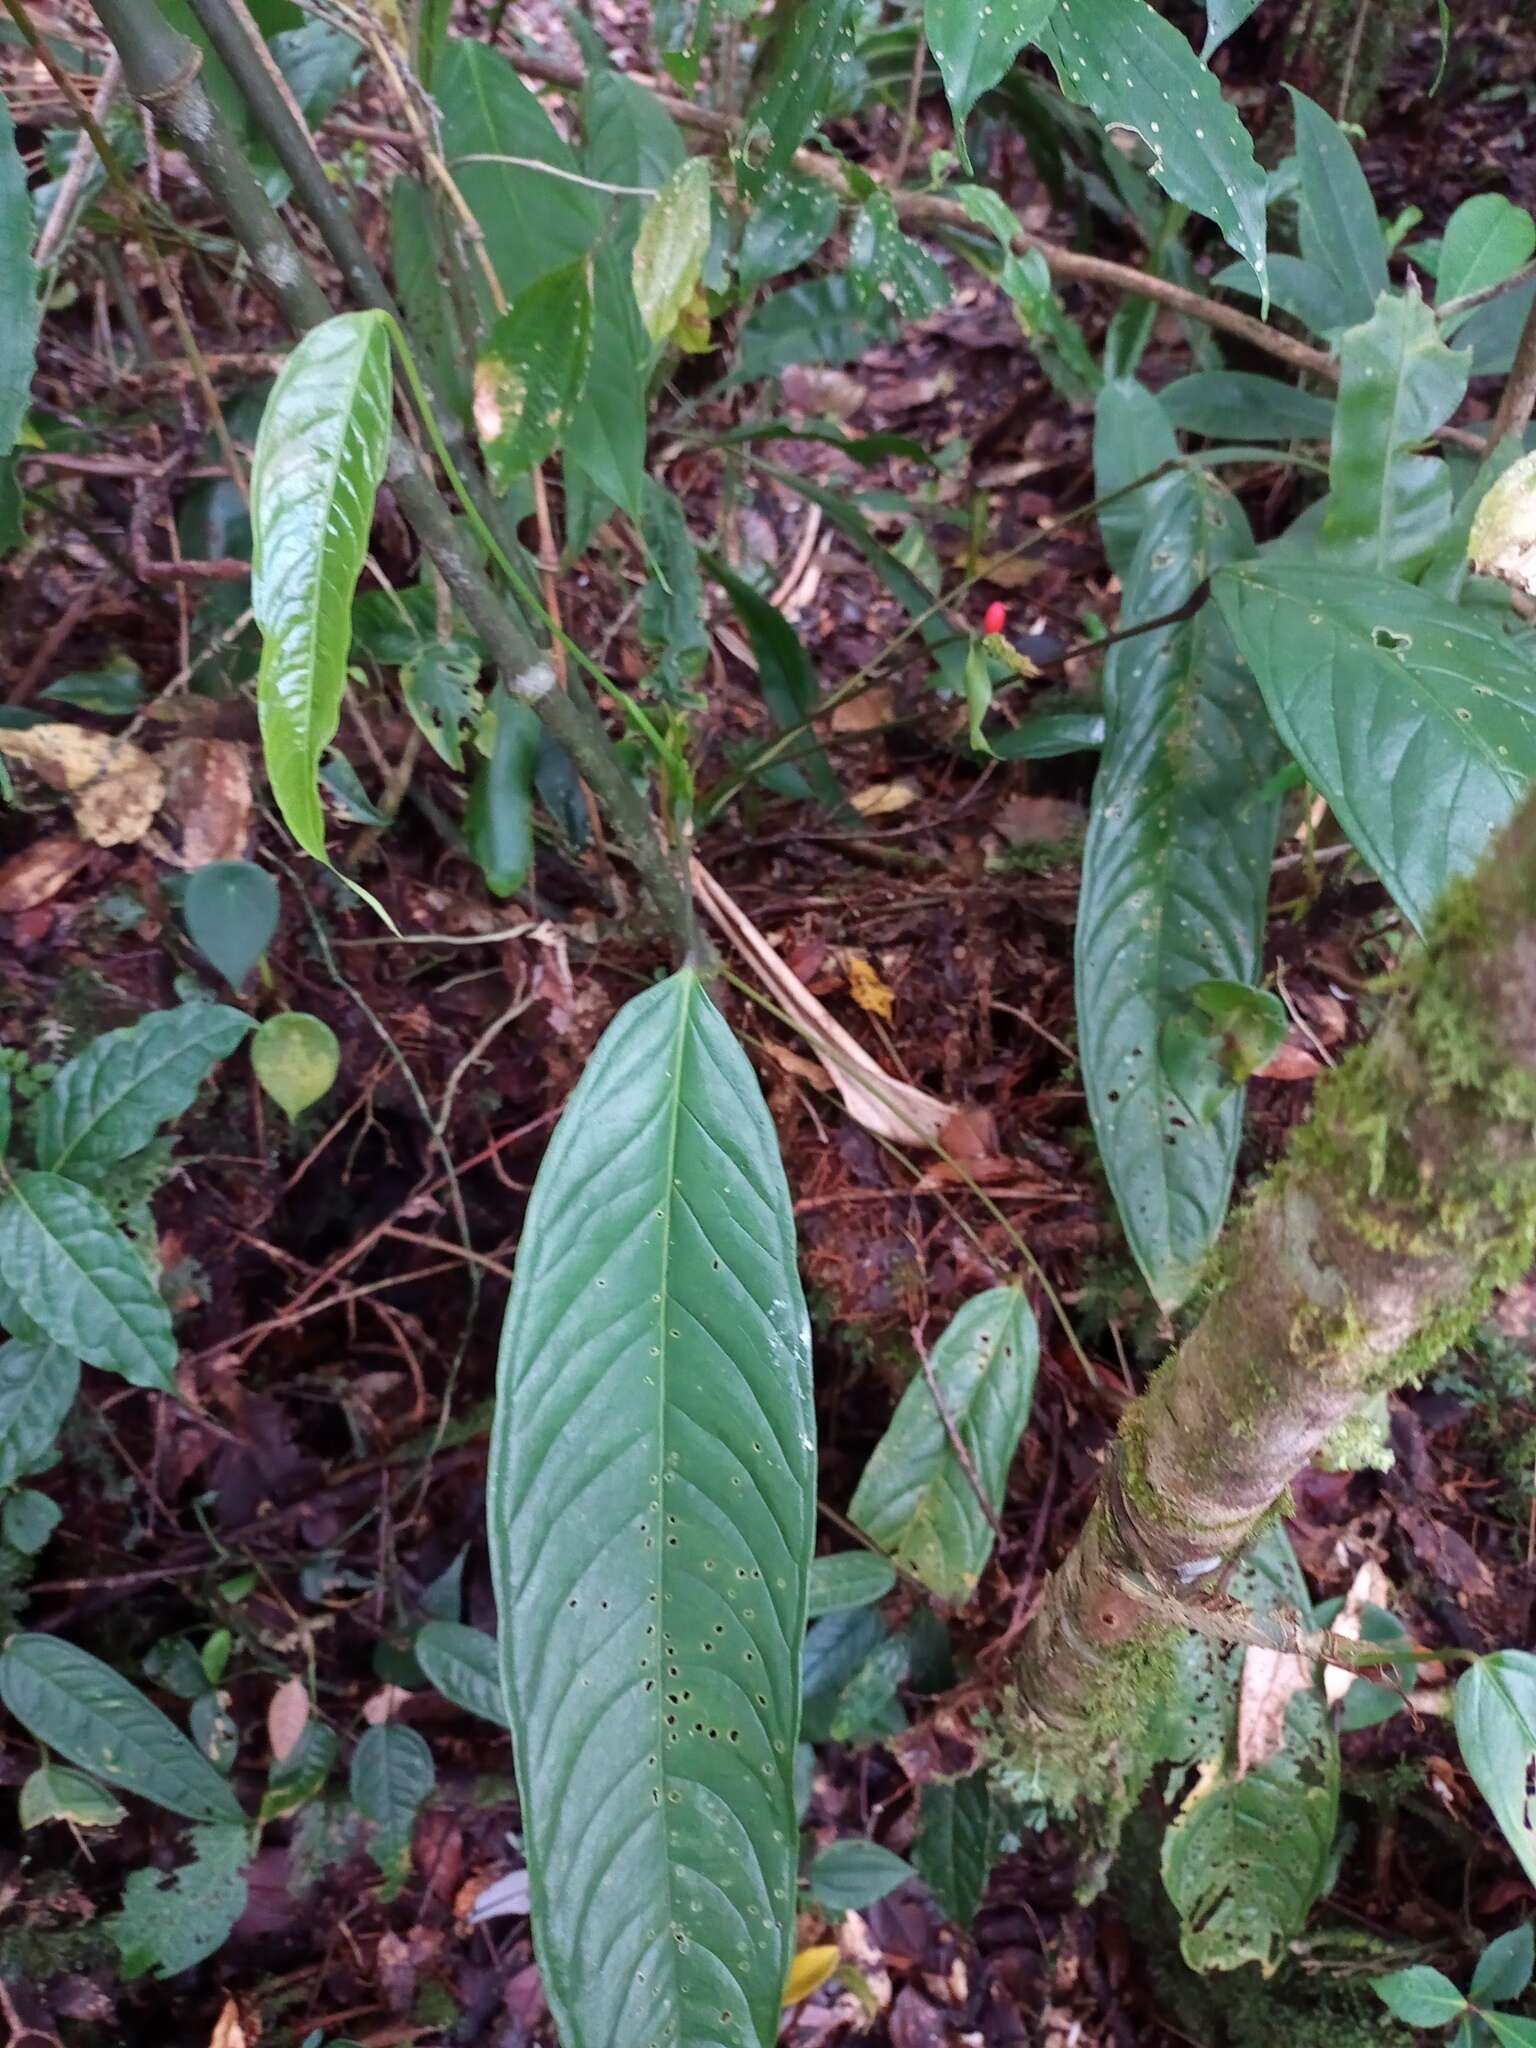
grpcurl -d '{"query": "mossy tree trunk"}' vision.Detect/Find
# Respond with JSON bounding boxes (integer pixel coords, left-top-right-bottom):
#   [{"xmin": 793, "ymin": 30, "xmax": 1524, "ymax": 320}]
[{"xmin": 1008, "ymin": 792, "xmax": 1536, "ymax": 1804}]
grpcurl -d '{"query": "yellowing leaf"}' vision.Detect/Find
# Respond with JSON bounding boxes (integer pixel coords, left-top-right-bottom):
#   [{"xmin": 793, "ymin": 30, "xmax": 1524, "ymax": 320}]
[
  {"xmin": 251, "ymin": 1012, "xmax": 340, "ymax": 1119},
  {"xmin": 783, "ymin": 1944, "xmax": 841, "ymax": 2006},
  {"xmin": 0, "ymin": 723, "xmax": 165, "ymax": 846},
  {"xmin": 845, "ymin": 955, "xmax": 895, "ymax": 1021},
  {"xmin": 632, "ymin": 156, "xmax": 712, "ymax": 345},
  {"xmin": 267, "ymin": 1675, "xmax": 310, "ymax": 1763},
  {"xmin": 474, "ymin": 263, "xmax": 594, "ymax": 491},
  {"xmin": 1470, "ymin": 447, "xmax": 1536, "ymax": 596},
  {"xmin": 850, "ymin": 779, "xmax": 921, "ymax": 817}
]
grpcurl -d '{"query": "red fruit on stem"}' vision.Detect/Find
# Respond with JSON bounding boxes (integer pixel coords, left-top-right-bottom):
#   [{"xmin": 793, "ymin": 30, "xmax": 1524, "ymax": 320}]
[{"xmin": 983, "ymin": 600, "xmax": 1008, "ymax": 636}]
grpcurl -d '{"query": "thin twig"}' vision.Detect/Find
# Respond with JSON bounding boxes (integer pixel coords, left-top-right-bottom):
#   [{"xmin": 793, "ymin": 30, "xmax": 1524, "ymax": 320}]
[{"xmin": 33, "ymin": 49, "xmax": 122, "ymax": 269}]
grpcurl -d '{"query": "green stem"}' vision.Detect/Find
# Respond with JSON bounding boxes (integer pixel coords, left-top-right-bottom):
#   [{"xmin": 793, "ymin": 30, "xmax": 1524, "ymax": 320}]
[{"xmin": 87, "ymin": 0, "xmax": 700, "ymax": 958}]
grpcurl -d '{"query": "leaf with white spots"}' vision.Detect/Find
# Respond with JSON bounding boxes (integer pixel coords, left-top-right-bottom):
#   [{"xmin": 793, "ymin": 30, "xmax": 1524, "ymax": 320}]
[
  {"xmin": 488, "ymin": 970, "xmax": 816, "ymax": 2048},
  {"xmin": 1213, "ymin": 560, "xmax": 1536, "ymax": 935},
  {"xmin": 1037, "ymin": 0, "xmax": 1267, "ymax": 282},
  {"xmin": 742, "ymin": 0, "xmax": 862, "ymax": 191},
  {"xmin": 925, "ymin": 0, "xmax": 1060, "ymax": 158}
]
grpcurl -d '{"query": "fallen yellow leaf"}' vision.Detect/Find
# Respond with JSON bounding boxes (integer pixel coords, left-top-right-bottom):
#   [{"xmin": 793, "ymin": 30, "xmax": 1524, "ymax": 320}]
[
  {"xmin": 782, "ymin": 1944, "xmax": 841, "ymax": 2007},
  {"xmin": 846, "ymin": 954, "xmax": 895, "ymax": 1021},
  {"xmin": 849, "ymin": 779, "xmax": 921, "ymax": 817},
  {"xmin": 0, "ymin": 723, "xmax": 165, "ymax": 846}
]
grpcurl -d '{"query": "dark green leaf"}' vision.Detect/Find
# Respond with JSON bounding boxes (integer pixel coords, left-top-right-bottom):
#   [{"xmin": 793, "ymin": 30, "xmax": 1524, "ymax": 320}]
[
  {"xmin": 583, "ymin": 70, "xmax": 685, "ymax": 257},
  {"xmin": 1471, "ymin": 1924, "xmax": 1535, "ymax": 2006},
  {"xmin": 1080, "ymin": 477, "xmax": 1280, "ymax": 1309},
  {"xmin": 184, "ymin": 861, "xmax": 280, "ymax": 994},
  {"xmin": 827, "ymin": 1629, "xmax": 910, "ymax": 1741},
  {"xmin": 251, "ymin": 312, "xmax": 394, "ymax": 862},
  {"xmin": 35, "ymin": 1001, "xmax": 251, "ymax": 1180},
  {"xmin": 1455, "ymin": 1652, "xmax": 1536, "ymax": 1893},
  {"xmin": 849, "ymin": 1287, "xmax": 1038, "ymax": 1603},
  {"xmin": 710, "ymin": 555, "xmax": 845, "ymax": 811},
  {"xmin": 563, "ymin": 244, "xmax": 647, "ymax": 514},
  {"xmin": 390, "ymin": 178, "xmax": 471, "ymax": 428},
  {"xmin": 350, "ymin": 1722, "xmax": 434, "ymax": 1897},
  {"xmin": 1093, "ymin": 375, "xmax": 1180, "ymax": 580},
  {"xmin": 0, "ymin": 1173, "xmax": 175, "ymax": 1389},
  {"xmin": 488, "ymin": 970, "xmax": 815, "ymax": 2048},
  {"xmin": 1369, "ymin": 1966, "xmax": 1467, "ymax": 2026},
  {"xmin": 1288, "ymin": 88, "xmax": 1388, "ymax": 331},
  {"xmin": 1212, "ymin": 251, "xmax": 1352, "ymax": 339},
  {"xmin": 1, "ymin": 91, "xmax": 41, "ymax": 456},
  {"xmin": 745, "ymin": 0, "xmax": 861, "ymax": 187},
  {"xmin": 737, "ymin": 275, "xmax": 899, "ymax": 381},
  {"xmin": 2, "ymin": 1487, "xmax": 60, "ymax": 1554},
  {"xmin": 0, "ymin": 1634, "xmax": 245, "ymax": 1824},
  {"xmin": 737, "ymin": 175, "xmax": 840, "ymax": 288},
  {"xmin": 415, "ymin": 1621, "xmax": 509, "ymax": 1728},
  {"xmin": 108, "ymin": 1822, "xmax": 249, "ymax": 1980},
  {"xmin": 466, "ymin": 690, "xmax": 541, "ymax": 899},
  {"xmin": 1438, "ymin": 194, "xmax": 1536, "ymax": 331},
  {"xmin": 805, "ymin": 1552, "xmax": 898, "ymax": 1618},
  {"xmin": 1201, "ymin": 0, "xmax": 1262, "ymax": 57},
  {"xmin": 251, "ymin": 1013, "xmax": 340, "ymax": 1119},
  {"xmin": 401, "ymin": 640, "xmax": 483, "ymax": 771},
  {"xmin": 1213, "ymin": 561, "xmax": 1536, "ymax": 934},
  {"xmin": 1157, "ymin": 372, "xmax": 1335, "ymax": 443},
  {"xmin": 848, "ymin": 193, "xmax": 951, "ymax": 319},
  {"xmin": 19, "ymin": 1763, "xmax": 126, "ymax": 1830},
  {"xmin": 40, "ymin": 656, "xmax": 144, "ymax": 715},
  {"xmin": 475, "ymin": 262, "xmax": 595, "ymax": 490},
  {"xmin": 261, "ymin": 1718, "xmax": 337, "ymax": 1823},
  {"xmin": 807, "ymin": 1838, "xmax": 914, "ymax": 1912},
  {"xmin": 0, "ymin": 1340, "xmax": 78, "ymax": 1490},
  {"xmin": 802, "ymin": 1604, "xmax": 889, "ymax": 1707},
  {"xmin": 925, "ymin": 0, "xmax": 1058, "ymax": 151},
  {"xmin": 987, "ymin": 708, "xmax": 1106, "ymax": 758},
  {"xmin": 639, "ymin": 479, "xmax": 709, "ymax": 700},
  {"xmin": 911, "ymin": 1775, "xmax": 998, "ymax": 1925}
]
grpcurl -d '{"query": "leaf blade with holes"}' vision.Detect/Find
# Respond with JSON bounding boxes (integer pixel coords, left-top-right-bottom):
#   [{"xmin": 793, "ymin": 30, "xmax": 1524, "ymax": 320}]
[
  {"xmin": 34, "ymin": 1003, "xmax": 251, "ymax": 1183},
  {"xmin": 0, "ymin": 1172, "xmax": 175, "ymax": 1390},
  {"xmin": 251, "ymin": 311, "xmax": 394, "ymax": 861},
  {"xmin": 475, "ymin": 263, "xmax": 595, "ymax": 491},
  {"xmin": 849, "ymin": 1286, "xmax": 1037, "ymax": 1604},
  {"xmin": 350, "ymin": 1723, "xmax": 435, "ymax": 1898},
  {"xmin": 1078, "ymin": 475, "xmax": 1281, "ymax": 1310},
  {"xmin": 1212, "ymin": 561, "xmax": 1536, "ymax": 934},
  {"xmin": 1454, "ymin": 1651, "xmax": 1536, "ymax": 1892},
  {"xmin": 488, "ymin": 970, "xmax": 815, "ymax": 2048},
  {"xmin": 925, "ymin": 0, "xmax": 1059, "ymax": 157},
  {"xmin": 0, "ymin": 1634, "xmax": 245, "ymax": 1824},
  {"xmin": 415, "ymin": 1622, "xmax": 509, "ymax": 1728}
]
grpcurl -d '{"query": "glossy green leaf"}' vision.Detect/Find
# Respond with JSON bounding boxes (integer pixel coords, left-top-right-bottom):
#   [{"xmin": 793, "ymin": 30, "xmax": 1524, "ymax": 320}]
[
  {"xmin": 912, "ymin": 1776, "xmax": 998, "ymax": 1926},
  {"xmin": 848, "ymin": 193, "xmax": 951, "ymax": 320},
  {"xmin": 466, "ymin": 690, "xmax": 541, "ymax": 899},
  {"xmin": 987, "ymin": 708, "xmax": 1105, "ymax": 759},
  {"xmin": 1157, "ymin": 372, "xmax": 1335, "ymax": 443},
  {"xmin": 925, "ymin": 0, "xmax": 1058, "ymax": 152},
  {"xmin": 350, "ymin": 1722, "xmax": 435, "ymax": 1897},
  {"xmin": 0, "ymin": 1340, "xmax": 78, "ymax": 1490},
  {"xmin": 1093, "ymin": 375, "xmax": 1180, "ymax": 580},
  {"xmin": 488, "ymin": 970, "xmax": 815, "ymax": 2048},
  {"xmin": 184, "ymin": 860, "xmax": 281, "ymax": 994},
  {"xmin": 109, "ymin": 1821, "xmax": 249, "ymax": 1981},
  {"xmin": 41, "ymin": 655, "xmax": 144, "ymax": 715},
  {"xmin": 1212, "ymin": 251, "xmax": 1348, "ymax": 339},
  {"xmin": 805, "ymin": 1552, "xmax": 897, "ymax": 1619},
  {"xmin": 1471, "ymin": 1924, "xmax": 1535, "ymax": 2006},
  {"xmin": 0, "ymin": 1634, "xmax": 244, "ymax": 1824},
  {"xmin": 1438, "ymin": 194, "xmax": 1536, "ymax": 331},
  {"xmin": 849, "ymin": 1286, "xmax": 1038, "ymax": 1603},
  {"xmin": 807, "ymin": 1839, "xmax": 914, "ymax": 1912},
  {"xmin": 1213, "ymin": 561, "xmax": 1536, "ymax": 935},
  {"xmin": 745, "ymin": 0, "xmax": 861, "ymax": 187},
  {"xmin": 1, "ymin": 96, "xmax": 40, "ymax": 458},
  {"xmin": 34, "ymin": 1002, "xmax": 251, "ymax": 1181},
  {"xmin": 1039, "ymin": 0, "xmax": 1266, "ymax": 280},
  {"xmin": 0, "ymin": 1173, "xmax": 175, "ymax": 1390},
  {"xmin": 1319, "ymin": 289, "xmax": 1469, "ymax": 575},
  {"xmin": 737, "ymin": 175, "xmax": 840, "ymax": 289},
  {"xmin": 19, "ymin": 1763, "xmax": 126, "ymax": 1830},
  {"xmin": 1080, "ymin": 476, "xmax": 1280, "ymax": 1310},
  {"xmin": 401, "ymin": 639, "xmax": 483, "ymax": 771},
  {"xmin": 1488, "ymin": 2016, "xmax": 1536, "ymax": 2048},
  {"xmin": 1369, "ymin": 1967, "xmax": 1466, "ymax": 2026},
  {"xmin": 1288, "ymin": 88, "xmax": 1388, "ymax": 332},
  {"xmin": 251, "ymin": 1013, "xmax": 340, "ymax": 1120},
  {"xmin": 3, "ymin": 1488, "xmax": 60, "ymax": 1554},
  {"xmin": 633, "ymin": 157, "xmax": 712, "ymax": 345},
  {"xmin": 737, "ymin": 275, "xmax": 899, "ymax": 382},
  {"xmin": 1201, "ymin": 0, "xmax": 1262, "ymax": 56},
  {"xmin": 475, "ymin": 262, "xmax": 595, "ymax": 491},
  {"xmin": 415, "ymin": 1621, "xmax": 509, "ymax": 1728},
  {"xmin": 710, "ymin": 556, "xmax": 845, "ymax": 811},
  {"xmin": 251, "ymin": 311, "xmax": 394, "ymax": 862},
  {"xmin": 1455, "ymin": 1652, "xmax": 1536, "ymax": 1893},
  {"xmin": 260, "ymin": 1718, "xmax": 337, "ymax": 1823}
]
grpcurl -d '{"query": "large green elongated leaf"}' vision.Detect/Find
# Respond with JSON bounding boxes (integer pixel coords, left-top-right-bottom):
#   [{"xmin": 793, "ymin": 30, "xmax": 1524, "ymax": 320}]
[
  {"xmin": 34, "ymin": 1003, "xmax": 251, "ymax": 1183},
  {"xmin": 0, "ymin": 1635, "xmax": 245, "ymax": 1824},
  {"xmin": 391, "ymin": 177, "xmax": 471, "ymax": 427},
  {"xmin": 415, "ymin": 1621, "xmax": 509, "ymax": 1728},
  {"xmin": 925, "ymin": 0, "xmax": 1058, "ymax": 157},
  {"xmin": 251, "ymin": 312, "xmax": 394, "ymax": 862},
  {"xmin": 1, "ymin": 96, "xmax": 40, "ymax": 458},
  {"xmin": 1157, "ymin": 372, "xmax": 1335, "ymax": 444},
  {"xmin": 1454, "ymin": 1651, "xmax": 1536, "ymax": 1891},
  {"xmin": 1093, "ymin": 375, "xmax": 1180, "ymax": 580},
  {"xmin": 1038, "ymin": 0, "xmax": 1266, "ymax": 281},
  {"xmin": 0, "ymin": 1172, "xmax": 175, "ymax": 1390},
  {"xmin": 350, "ymin": 1722, "xmax": 435, "ymax": 1897},
  {"xmin": 849, "ymin": 1287, "xmax": 1037, "ymax": 1604},
  {"xmin": 0, "ymin": 1340, "xmax": 79, "ymax": 1490},
  {"xmin": 583, "ymin": 70, "xmax": 686, "ymax": 257},
  {"xmin": 488, "ymin": 970, "xmax": 815, "ymax": 2048},
  {"xmin": 744, "ymin": 0, "xmax": 861, "ymax": 189},
  {"xmin": 1212, "ymin": 561, "xmax": 1536, "ymax": 934},
  {"xmin": 1288, "ymin": 88, "xmax": 1388, "ymax": 332},
  {"xmin": 475, "ymin": 262, "xmax": 595, "ymax": 491},
  {"xmin": 565, "ymin": 244, "xmax": 648, "ymax": 515},
  {"xmin": 1079, "ymin": 477, "xmax": 1280, "ymax": 1309},
  {"xmin": 1319, "ymin": 290, "xmax": 1469, "ymax": 576},
  {"xmin": 1438, "ymin": 194, "xmax": 1536, "ymax": 331},
  {"xmin": 912, "ymin": 1775, "xmax": 999, "ymax": 1925}
]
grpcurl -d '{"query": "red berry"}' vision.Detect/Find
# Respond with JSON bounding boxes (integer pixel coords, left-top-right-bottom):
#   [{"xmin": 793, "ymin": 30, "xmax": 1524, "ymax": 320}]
[{"xmin": 983, "ymin": 601, "xmax": 1008, "ymax": 636}]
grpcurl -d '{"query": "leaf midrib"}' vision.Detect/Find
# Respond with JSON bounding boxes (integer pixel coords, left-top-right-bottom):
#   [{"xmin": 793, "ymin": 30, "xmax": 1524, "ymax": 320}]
[{"xmin": 6, "ymin": 1172, "xmax": 155, "ymax": 1373}]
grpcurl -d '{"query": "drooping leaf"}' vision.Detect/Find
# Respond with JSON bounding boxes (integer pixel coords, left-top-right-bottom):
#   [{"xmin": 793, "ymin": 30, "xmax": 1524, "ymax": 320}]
[
  {"xmin": 34, "ymin": 1003, "xmax": 251, "ymax": 1182},
  {"xmin": 848, "ymin": 193, "xmax": 951, "ymax": 319},
  {"xmin": 925, "ymin": 0, "xmax": 1058, "ymax": 154},
  {"xmin": 251, "ymin": 1013, "xmax": 340, "ymax": 1120},
  {"xmin": 1, "ymin": 95, "xmax": 41, "ymax": 459},
  {"xmin": 1038, "ymin": 0, "xmax": 1266, "ymax": 281},
  {"xmin": 564, "ymin": 244, "xmax": 648, "ymax": 514},
  {"xmin": 0, "ymin": 1634, "xmax": 245, "ymax": 1824},
  {"xmin": 401, "ymin": 639, "xmax": 483, "ymax": 771},
  {"xmin": 737, "ymin": 175, "xmax": 840, "ymax": 289},
  {"xmin": 251, "ymin": 312, "xmax": 394, "ymax": 862},
  {"xmin": 1319, "ymin": 289, "xmax": 1469, "ymax": 576},
  {"xmin": 0, "ymin": 1173, "xmax": 175, "ymax": 1390},
  {"xmin": 1369, "ymin": 1967, "xmax": 1467, "ymax": 2027},
  {"xmin": 911, "ymin": 1775, "xmax": 999, "ymax": 1926},
  {"xmin": 744, "ymin": 0, "xmax": 862, "ymax": 189},
  {"xmin": 805, "ymin": 1552, "xmax": 898, "ymax": 1618},
  {"xmin": 390, "ymin": 177, "xmax": 471, "ymax": 427},
  {"xmin": 415, "ymin": 1621, "xmax": 509, "ymax": 1728},
  {"xmin": 988, "ymin": 708, "xmax": 1106, "ymax": 758},
  {"xmin": 1213, "ymin": 561, "xmax": 1536, "ymax": 934},
  {"xmin": 1157, "ymin": 372, "xmax": 1335, "ymax": 443},
  {"xmin": 1093, "ymin": 375, "xmax": 1180, "ymax": 580},
  {"xmin": 1455, "ymin": 1652, "xmax": 1536, "ymax": 1893},
  {"xmin": 350, "ymin": 1722, "xmax": 435, "ymax": 1897},
  {"xmin": 488, "ymin": 970, "xmax": 815, "ymax": 2048},
  {"xmin": 19, "ymin": 1763, "xmax": 127, "ymax": 1830},
  {"xmin": 0, "ymin": 1340, "xmax": 78, "ymax": 1490},
  {"xmin": 465, "ymin": 689, "xmax": 541, "ymax": 899},
  {"xmin": 1287, "ymin": 88, "xmax": 1388, "ymax": 332},
  {"xmin": 807, "ymin": 1838, "xmax": 914, "ymax": 1912},
  {"xmin": 108, "ymin": 1822, "xmax": 250, "ymax": 1981},
  {"xmin": 709, "ymin": 555, "xmax": 846, "ymax": 811},
  {"xmin": 639, "ymin": 478, "xmax": 709, "ymax": 700},
  {"xmin": 1080, "ymin": 476, "xmax": 1280, "ymax": 1310},
  {"xmin": 737, "ymin": 275, "xmax": 899, "ymax": 382},
  {"xmin": 849, "ymin": 1286, "xmax": 1038, "ymax": 1604},
  {"xmin": 1212, "ymin": 251, "xmax": 1352, "ymax": 339},
  {"xmin": 474, "ymin": 262, "xmax": 595, "ymax": 492},
  {"xmin": 1437, "ymin": 193, "xmax": 1536, "ymax": 330},
  {"xmin": 1201, "ymin": 0, "xmax": 1262, "ymax": 57},
  {"xmin": 633, "ymin": 156, "xmax": 713, "ymax": 345},
  {"xmin": 183, "ymin": 860, "xmax": 281, "ymax": 995}
]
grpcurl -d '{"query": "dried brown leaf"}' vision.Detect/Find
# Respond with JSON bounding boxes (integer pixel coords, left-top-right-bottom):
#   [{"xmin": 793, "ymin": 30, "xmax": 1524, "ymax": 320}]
[
  {"xmin": 0, "ymin": 833, "xmax": 90, "ymax": 913},
  {"xmin": 266, "ymin": 1675, "xmax": 310, "ymax": 1762}
]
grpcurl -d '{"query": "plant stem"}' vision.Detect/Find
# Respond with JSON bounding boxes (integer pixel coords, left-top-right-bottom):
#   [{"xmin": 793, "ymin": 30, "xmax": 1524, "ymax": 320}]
[
  {"xmin": 1489, "ymin": 287, "xmax": 1536, "ymax": 449},
  {"xmin": 87, "ymin": 0, "xmax": 699, "ymax": 957}
]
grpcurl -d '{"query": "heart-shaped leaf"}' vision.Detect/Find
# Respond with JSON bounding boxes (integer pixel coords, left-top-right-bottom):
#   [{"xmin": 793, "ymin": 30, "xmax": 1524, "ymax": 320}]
[
  {"xmin": 0, "ymin": 1172, "xmax": 175, "ymax": 1389},
  {"xmin": 350, "ymin": 1722, "xmax": 435, "ymax": 1897},
  {"xmin": 251, "ymin": 1013, "xmax": 340, "ymax": 1119},
  {"xmin": 35, "ymin": 1001, "xmax": 252, "ymax": 1179},
  {"xmin": 489, "ymin": 969, "xmax": 815, "ymax": 2048}
]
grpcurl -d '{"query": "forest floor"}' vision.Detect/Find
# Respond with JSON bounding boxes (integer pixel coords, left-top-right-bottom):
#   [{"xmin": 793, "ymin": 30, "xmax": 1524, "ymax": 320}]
[{"xmin": 2, "ymin": 0, "xmax": 1536, "ymax": 2043}]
